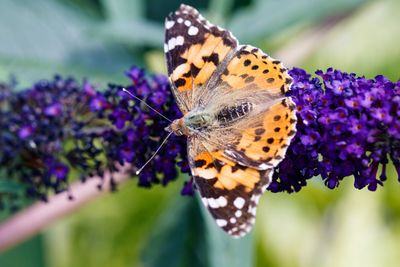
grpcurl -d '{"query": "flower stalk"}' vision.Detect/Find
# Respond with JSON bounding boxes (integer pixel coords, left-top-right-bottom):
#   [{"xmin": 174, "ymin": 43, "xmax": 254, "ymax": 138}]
[{"xmin": 0, "ymin": 163, "xmax": 131, "ymax": 252}]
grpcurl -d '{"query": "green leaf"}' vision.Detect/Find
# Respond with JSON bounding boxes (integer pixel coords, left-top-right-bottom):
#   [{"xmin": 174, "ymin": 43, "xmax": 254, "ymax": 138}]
[
  {"xmin": 207, "ymin": 0, "xmax": 235, "ymax": 24},
  {"xmin": 100, "ymin": 0, "xmax": 145, "ymax": 20},
  {"xmin": 229, "ymin": 0, "xmax": 368, "ymax": 41},
  {"xmin": 0, "ymin": 179, "xmax": 25, "ymax": 193},
  {"xmin": 0, "ymin": 235, "xmax": 46, "ymax": 267},
  {"xmin": 141, "ymin": 195, "xmax": 253, "ymax": 267},
  {"xmin": 93, "ymin": 19, "xmax": 164, "ymax": 47},
  {"xmin": 0, "ymin": 0, "xmax": 138, "ymax": 85},
  {"xmin": 302, "ymin": 0, "xmax": 400, "ymax": 81},
  {"xmin": 140, "ymin": 197, "xmax": 208, "ymax": 267}
]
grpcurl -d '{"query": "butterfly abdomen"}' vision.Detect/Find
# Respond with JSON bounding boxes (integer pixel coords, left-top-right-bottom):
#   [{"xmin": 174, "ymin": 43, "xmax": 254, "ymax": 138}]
[{"xmin": 216, "ymin": 102, "xmax": 253, "ymax": 125}]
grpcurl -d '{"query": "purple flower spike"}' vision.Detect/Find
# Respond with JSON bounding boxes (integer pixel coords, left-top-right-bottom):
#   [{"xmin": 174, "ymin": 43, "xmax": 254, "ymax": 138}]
[
  {"xmin": 125, "ymin": 66, "xmax": 145, "ymax": 85},
  {"xmin": 110, "ymin": 108, "xmax": 131, "ymax": 129},
  {"xmin": 1, "ymin": 64, "xmax": 399, "ymax": 210},
  {"xmin": 272, "ymin": 68, "xmax": 400, "ymax": 193},
  {"xmin": 181, "ymin": 179, "xmax": 195, "ymax": 196}
]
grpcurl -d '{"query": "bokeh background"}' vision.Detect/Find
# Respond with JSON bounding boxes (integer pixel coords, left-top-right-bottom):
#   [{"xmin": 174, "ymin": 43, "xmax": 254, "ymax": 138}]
[{"xmin": 0, "ymin": 0, "xmax": 399, "ymax": 266}]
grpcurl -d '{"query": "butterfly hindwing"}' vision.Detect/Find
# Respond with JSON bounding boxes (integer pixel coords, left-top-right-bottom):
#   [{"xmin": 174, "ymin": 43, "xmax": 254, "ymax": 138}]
[
  {"xmin": 188, "ymin": 137, "xmax": 273, "ymax": 237},
  {"xmin": 221, "ymin": 98, "xmax": 297, "ymax": 170}
]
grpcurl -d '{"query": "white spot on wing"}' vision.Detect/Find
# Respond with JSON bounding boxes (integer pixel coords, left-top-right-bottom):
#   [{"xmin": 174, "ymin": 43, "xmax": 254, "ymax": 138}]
[
  {"xmin": 216, "ymin": 219, "xmax": 227, "ymax": 227},
  {"xmin": 197, "ymin": 167, "xmax": 217, "ymax": 179},
  {"xmin": 165, "ymin": 20, "xmax": 175, "ymax": 29},
  {"xmin": 216, "ymin": 196, "xmax": 227, "ymax": 207},
  {"xmin": 175, "ymin": 36, "xmax": 184, "ymax": 46},
  {"xmin": 250, "ymin": 207, "xmax": 257, "ymax": 215},
  {"xmin": 188, "ymin": 26, "xmax": 199, "ymax": 36},
  {"xmin": 167, "ymin": 36, "xmax": 183, "ymax": 51},
  {"xmin": 234, "ymin": 197, "xmax": 245, "ymax": 209},
  {"xmin": 230, "ymin": 217, "xmax": 236, "ymax": 224},
  {"xmin": 168, "ymin": 37, "xmax": 176, "ymax": 50},
  {"xmin": 177, "ymin": 18, "xmax": 183, "ymax": 23},
  {"xmin": 184, "ymin": 20, "xmax": 191, "ymax": 26},
  {"xmin": 208, "ymin": 198, "xmax": 218, "ymax": 209},
  {"xmin": 235, "ymin": 210, "xmax": 242, "ymax": 217}
]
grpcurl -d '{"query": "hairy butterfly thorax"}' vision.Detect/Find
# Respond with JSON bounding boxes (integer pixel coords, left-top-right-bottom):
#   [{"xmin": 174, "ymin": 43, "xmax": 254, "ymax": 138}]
[
  {"xmin": 167, "ymin": 101, "xmax": 254, "ymax": 137},
  {"xmin": 166, "ymin": 110, "xmax": 212, "ymax": 136}
]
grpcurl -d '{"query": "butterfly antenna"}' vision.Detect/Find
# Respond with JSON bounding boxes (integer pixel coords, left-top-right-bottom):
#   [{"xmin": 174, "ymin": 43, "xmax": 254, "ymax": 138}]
[
  {"xmin": 122, "ymin": 88, "xmax": 172, "ymax": 123},
  {"xmin": 135, "ymin": 131, "xmax": 173, "ymax": 175}
]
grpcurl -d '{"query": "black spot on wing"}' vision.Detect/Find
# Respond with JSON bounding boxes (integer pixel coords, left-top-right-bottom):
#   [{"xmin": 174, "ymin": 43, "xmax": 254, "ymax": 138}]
[
  {"xmin": 191, "ymin": 64, "xmax": 201, "ymax": 78},
  {"xmin": 175, "ymin": 78, "xmax": 186, "ymax": 87},
  {"xmin": 202, "ymin": 52, "xmax": 220, "ymax": 66},
  {"xmin": 194, "ymin": 159, "xmax": 207, "ymax": 168},
  {"xmin": 244, "ymin": 76, "xmax": 255, "ymax": 83}
]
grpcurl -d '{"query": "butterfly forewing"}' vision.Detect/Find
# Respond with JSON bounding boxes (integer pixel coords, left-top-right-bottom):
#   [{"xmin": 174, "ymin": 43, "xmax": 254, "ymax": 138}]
[{"xmin": 164, "ymin": 4, "xmax": 238, "ymax": 112}]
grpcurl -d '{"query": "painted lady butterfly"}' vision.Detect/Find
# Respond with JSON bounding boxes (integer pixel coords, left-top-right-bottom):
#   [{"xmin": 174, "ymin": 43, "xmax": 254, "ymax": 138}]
[{"xmin": 164, "ymin": 4, "xmax": 297, "ymax": 237}]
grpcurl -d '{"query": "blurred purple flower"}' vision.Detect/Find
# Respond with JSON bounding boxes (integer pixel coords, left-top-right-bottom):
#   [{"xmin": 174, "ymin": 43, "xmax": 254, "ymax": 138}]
[
  {"xmin": 44, "ymin": 103, "xmax": 63, "ymax": 116},
  {"xmin": 18, "ymin": 125, "xmax": 35, "ymax": 139}
]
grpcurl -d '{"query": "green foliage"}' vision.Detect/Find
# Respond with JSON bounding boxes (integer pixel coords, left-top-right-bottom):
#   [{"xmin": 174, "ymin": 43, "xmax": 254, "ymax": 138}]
[
  {"xmin": 303, "ymin": 0, "xmax": 400, "ymax": 80},
  {"xmin": 141, "ymin": 196, "xmax": 253, "ymax": 267},
  {"xmin": 229, "ymin": 0, "xmax": 368, "ymax": 41},
  {"xmin": 1, "ymin": 0, "xmax": 399, "ymax": 267},
  {"xmin": 0, "ymin": 235, "xmax": 46, "ymax": 267},
  {"xmin": 141, "ymin": 197, "xmax": 209, "ymax": 267},
  {"xmin": 0, "ymin": 0, "xmax": 136, "ymax": 86}
]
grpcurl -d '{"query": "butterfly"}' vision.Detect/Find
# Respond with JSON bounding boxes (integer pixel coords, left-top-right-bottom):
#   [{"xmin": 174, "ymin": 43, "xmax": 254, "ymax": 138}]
[{"xmin": 164, "ymin": 4, "xmax": 297, "ymax": 237}]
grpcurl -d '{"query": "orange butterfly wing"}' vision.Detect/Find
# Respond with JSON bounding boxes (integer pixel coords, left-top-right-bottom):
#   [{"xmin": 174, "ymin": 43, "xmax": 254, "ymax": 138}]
[
  {"xmin": 165, "ymin": 5, "xmax": 297, "ymax": 238},
  {"xmin": 164, "ymin": 4, "xmax": 237, "ymax": 112},
  {"xmin": 188, "ymin": 138, "xmax": 273, "ymax": 237}
]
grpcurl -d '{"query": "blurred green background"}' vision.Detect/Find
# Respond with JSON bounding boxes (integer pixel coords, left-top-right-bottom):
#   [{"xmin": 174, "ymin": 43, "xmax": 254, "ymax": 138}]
[{"xmin": 0, "ymin": 0, "xmax": 400, "ymax": 266}]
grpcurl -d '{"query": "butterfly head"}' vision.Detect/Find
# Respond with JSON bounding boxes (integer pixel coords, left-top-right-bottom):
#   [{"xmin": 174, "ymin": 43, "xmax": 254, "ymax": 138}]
[{"xmin": 165, "ymin": 118, "xmax": 188, "ymax": 136}]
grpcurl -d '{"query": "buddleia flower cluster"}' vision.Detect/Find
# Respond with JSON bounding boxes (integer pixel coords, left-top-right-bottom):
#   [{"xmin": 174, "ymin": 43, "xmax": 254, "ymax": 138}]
[
  {"xmin": 0, "ymin": 67, "xmax": 188, "ymax": 210},
  {"xmin": 271, "ymin": 68, "xmax": 400, "ymax": 193},
  {"xmin": 1, "ymin": 66, "xmax": 399, "ymax": 209}
]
